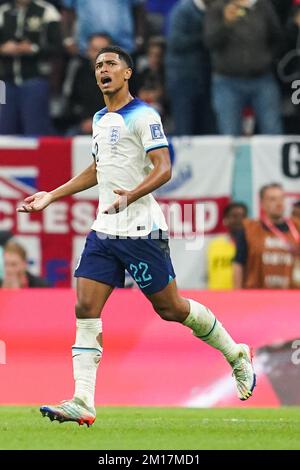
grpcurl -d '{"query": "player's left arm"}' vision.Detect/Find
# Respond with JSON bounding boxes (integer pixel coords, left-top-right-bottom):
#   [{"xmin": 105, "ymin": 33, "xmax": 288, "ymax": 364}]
[{"xmin": 103, "ymin": 147, "xmax": 171, "ymax": 214}]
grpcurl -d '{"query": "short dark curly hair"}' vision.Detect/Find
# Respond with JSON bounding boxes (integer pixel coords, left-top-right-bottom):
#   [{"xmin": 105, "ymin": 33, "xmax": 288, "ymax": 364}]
[{"xmin": 96, "ymin": 45, "xmax": 134, "ymax": 69}]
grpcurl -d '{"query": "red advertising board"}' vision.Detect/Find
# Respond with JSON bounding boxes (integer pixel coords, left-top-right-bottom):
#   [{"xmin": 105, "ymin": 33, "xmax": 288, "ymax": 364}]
[{"xmin": 0, "ymin": 289, "xmax": 299, "ymax": 406}]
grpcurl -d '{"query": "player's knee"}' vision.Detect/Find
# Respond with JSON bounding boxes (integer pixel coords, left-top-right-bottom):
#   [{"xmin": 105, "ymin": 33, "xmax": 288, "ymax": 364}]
[
  {"xmin": 75, "ymin": 300, "xmax": 96, "ymax": 318},
  {"xmin": 154, "ymin": 302, "xmax": 185, "ymax": 323}
]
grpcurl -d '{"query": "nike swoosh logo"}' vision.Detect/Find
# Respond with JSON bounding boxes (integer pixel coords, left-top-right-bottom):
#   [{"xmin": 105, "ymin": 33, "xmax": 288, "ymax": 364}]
[{"xmin": 139, "ymin": 282, "xmax": 152, "ymax": 289}]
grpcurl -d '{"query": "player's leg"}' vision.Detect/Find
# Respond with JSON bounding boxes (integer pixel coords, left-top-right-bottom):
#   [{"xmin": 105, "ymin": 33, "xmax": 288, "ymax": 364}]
[
  {"xmin": 41, "ymin": 231, "xmax": 125, "ymax": 425},
  {"xmin": 72, "ymin": 277, "xmax": 113, "ymax": 410},
  {"xmin": 119, "ymin": 232, "xmax": 240, "ymax": 358},
  {"xmin": 70, "ymin": 231, "xmax": 125, "ymax": 416},
  {"xmin": 40, "ymin": 279, "xmax": 113, "ymax": 426},
  {"xmin": 112, "ymin": 232, "xmax": 255, "ymax": 400},
  {"xmin": 147, "ymin": 280, "xmax": 256, "ymax": 400},
  {"xmin": 147, "ymin": 278, "xmax": 239, "ymax": 359}
]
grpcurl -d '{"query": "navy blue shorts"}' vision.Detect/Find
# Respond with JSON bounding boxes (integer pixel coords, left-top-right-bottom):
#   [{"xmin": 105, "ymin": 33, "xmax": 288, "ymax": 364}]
[{"xmin": 74, "ymin": 230, "xmax": 176, "ymax": 295}]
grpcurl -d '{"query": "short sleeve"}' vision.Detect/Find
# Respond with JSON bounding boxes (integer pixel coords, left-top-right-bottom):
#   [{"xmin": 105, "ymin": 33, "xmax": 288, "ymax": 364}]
[{"xmin": 135, "ymin": 109, "xmax": 169, "ymax": 153}]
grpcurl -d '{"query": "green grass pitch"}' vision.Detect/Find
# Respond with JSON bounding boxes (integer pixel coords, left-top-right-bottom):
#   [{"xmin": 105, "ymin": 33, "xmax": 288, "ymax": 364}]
[{"xmin": 1, "ymin": 407, "xmax": 300, "ymax": 450}]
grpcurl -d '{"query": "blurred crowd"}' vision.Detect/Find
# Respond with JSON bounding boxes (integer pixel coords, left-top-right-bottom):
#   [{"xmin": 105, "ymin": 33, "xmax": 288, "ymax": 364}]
[
  {"xmin": 1, "ymin": 0, "xmax": 300, "ymax": 137},
  {"xmin": 207, "ymin": 188, "xmax": 300, "ymax": 290}
]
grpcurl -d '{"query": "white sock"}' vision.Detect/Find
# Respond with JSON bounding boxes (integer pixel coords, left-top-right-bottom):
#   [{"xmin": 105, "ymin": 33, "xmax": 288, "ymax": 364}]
[
  {"xmin": 183, "ymin": 299, "xmax": 238, "ymax": 362},
  {"xmin": 72, "ymin": 318, "xmax": 103, "ymax": 409}
]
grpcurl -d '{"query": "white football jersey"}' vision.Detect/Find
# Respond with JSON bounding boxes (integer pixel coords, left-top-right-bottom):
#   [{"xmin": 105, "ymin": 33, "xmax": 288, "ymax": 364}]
[{"xmin": 91, "ymin": 98, "xmax": 169, "ymax": 236}]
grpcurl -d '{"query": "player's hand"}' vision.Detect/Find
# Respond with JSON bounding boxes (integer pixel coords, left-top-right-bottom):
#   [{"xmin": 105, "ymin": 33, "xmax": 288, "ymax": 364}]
[
  {"xmin": 16, "ymin": 191, "xmax": 53, "ymax": 213},
  {"xmin": 103, "ymin": 189, "xmax": 135, "ymax": 214}
]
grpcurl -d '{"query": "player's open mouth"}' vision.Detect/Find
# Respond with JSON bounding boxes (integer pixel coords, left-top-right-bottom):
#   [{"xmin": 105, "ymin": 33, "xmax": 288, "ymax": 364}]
[{"xmin": 101, "ymin": 77, "xmax": 112, "ymax": 85}]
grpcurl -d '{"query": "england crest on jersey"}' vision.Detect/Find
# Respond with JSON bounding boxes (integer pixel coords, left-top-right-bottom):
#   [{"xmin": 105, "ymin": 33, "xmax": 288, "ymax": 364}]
[{"xmin": 108, "ymin": 126, "xmax": 121, "ymax": 144}]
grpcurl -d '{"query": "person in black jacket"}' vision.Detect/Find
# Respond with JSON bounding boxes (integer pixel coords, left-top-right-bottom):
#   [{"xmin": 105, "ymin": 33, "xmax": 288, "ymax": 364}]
[
  {"xmin": 204, "ymin": 0, "xmax": 284, "ymax": 135},
  {"xmin": 0, "ymin": 0, "xmax": 62, "ymax": 135},
  {"xmin": 278, "ymin": 2, "xmax": 300, "ymax": 133}
]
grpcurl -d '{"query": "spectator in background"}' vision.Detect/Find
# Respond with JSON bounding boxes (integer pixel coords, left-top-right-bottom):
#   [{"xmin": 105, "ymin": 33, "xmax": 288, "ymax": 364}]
[
  {"xmin": 146, "ymin": 0, "xmax": 179, "ymax": 35},
  {"xmin": 233, "ymin": 183, "xmax": 300, "ymax": 289},
  {"xmin": 292, "ymin": 200, "xmax": 300, "ymax": 219},
  {"xmin": 61, "ymin": 0, "xmax": 146, "ymax": 55},
  {"xmin": 0, "ymin": 241, "xmax": 49, "ymax": 288},
  {"xmin": 62, "ymin": 33, "xmax": 112, "ymax": 135},
  {"xmin": 204, "ymin": 0, "xmax": 284, "ymax": 135},
  {"xmin": 165, "ymin": 0, "xmax": 216, "ymax": 135},
  {"xmin": 135, "ymin": 37, "xmax": 167, "ymax": 118},
  {"xmin": 0, "ymin": 0, "xmax": 62, "ymax": 136},
  {"xmin": 0, "ymin": 231, "xmax": 13, "ymax": 281},
  {"xmin": 277, "ymin": 1, "xmax": 300, "ymax": 134},
  {"xmin": 284, "ymin": 2, "xmax": 300, "ymax": 76},
  {"xmin": 207, "ymin": 202, "xmax": 248, "ymax": 290}
]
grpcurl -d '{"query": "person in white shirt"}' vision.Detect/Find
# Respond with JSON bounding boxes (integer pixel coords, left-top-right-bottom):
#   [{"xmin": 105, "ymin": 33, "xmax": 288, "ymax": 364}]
[{"xmin": 17, "ymin": 46, "xmax": 255, "ymax": 426}]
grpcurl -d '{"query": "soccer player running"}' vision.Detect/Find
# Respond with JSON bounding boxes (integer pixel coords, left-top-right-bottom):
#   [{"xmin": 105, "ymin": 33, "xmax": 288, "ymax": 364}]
[{"xmin": 17, "ymin": 46, "xmax": 255, "ymax": 426}]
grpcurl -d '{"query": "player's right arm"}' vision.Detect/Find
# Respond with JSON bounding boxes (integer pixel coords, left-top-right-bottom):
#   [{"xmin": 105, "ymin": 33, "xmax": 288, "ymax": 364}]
[{"xmin": 17, "ymin": 162, "xmax": 97, "ymax": 213}]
